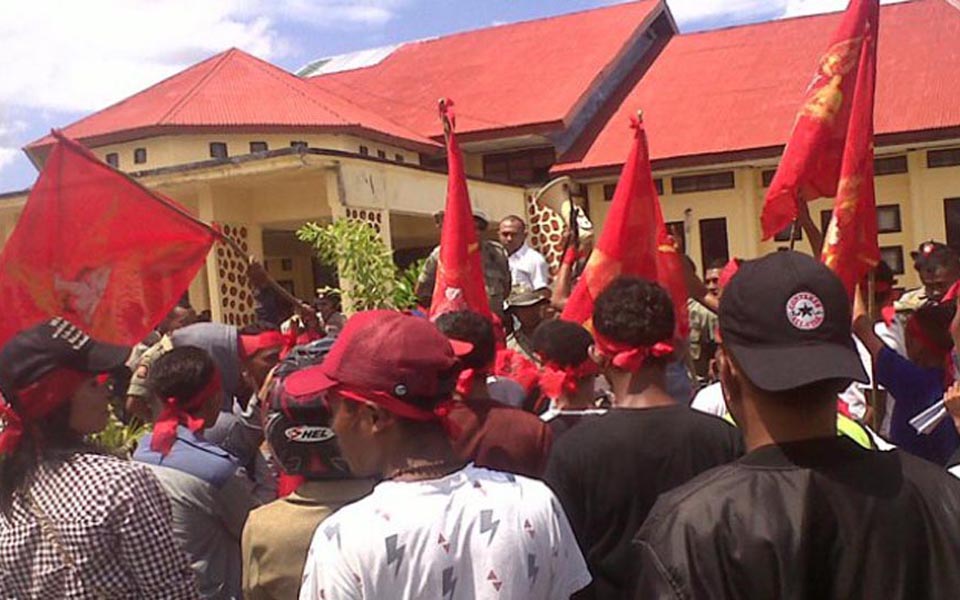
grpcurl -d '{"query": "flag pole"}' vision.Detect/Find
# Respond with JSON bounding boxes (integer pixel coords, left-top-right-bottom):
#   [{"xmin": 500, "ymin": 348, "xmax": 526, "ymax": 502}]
[
  {"xmin": 866, "ymin": 269, "xmax": 883, "ymax": 432},
  {"xmin": 789, "ymin": 218, "xmax": 800, "ymax": 252},
  {"xmin": 439, "ymin": 98, "xmax": 452, "ymax": 144},
  {"xmin": 218, "ymin": 234, "xmax": 307, "ymax": 310}
]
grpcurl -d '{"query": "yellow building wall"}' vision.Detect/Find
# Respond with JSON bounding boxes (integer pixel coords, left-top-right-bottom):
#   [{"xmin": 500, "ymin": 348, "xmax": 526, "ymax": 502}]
[
  {"xmin": 463, "ymin": 153, "xmax": 485, "ymax": 178},
  {"xmin": 587, "ymin": 147, "xmax": 960, "ymax": 291},
  {"xmin": 89, "ymin": 133, "xmax": 422, "ymax": 173}
]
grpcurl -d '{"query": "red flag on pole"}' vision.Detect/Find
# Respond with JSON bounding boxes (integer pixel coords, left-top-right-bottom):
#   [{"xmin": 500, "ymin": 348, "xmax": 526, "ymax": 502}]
[
  {"xmin": 760, "ymin": 0, "xmax": 881, "ymax": 242},
  {"xmin": 821, "ymin": 8, "xmax": 881, "ymax": 296},
  {"xmin": 430, "ymin": 99, "xmax": 493, "ymax": 320},
  {"xmin": 0, "ymin": 131, "xmax": 218, "ymax": 347},
  {"xmin": 561, "ymin": 114, "xmax": 688, "ymax": 338}
]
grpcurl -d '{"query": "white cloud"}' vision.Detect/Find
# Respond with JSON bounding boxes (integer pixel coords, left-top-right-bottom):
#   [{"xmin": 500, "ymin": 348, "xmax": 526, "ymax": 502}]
[
  {"xmin": 667, "ymin": 0, "xmax": 910, "ymax": 30},
  {"xmin": 784, "ymin": 0, "xmax": 909, "ymax": 18},
  {"xmin": 666, "ymin": 0, "xmax": 786, "ymax": 28},
  {"xmin": 0, "ymin": 116, "xmax": 27, "ymax": 171},
  {"xmin": 0, "ymin": 0, "xmax": 404, "ymax": 114},
  {"xmin": 0, "ymin": 148, "xmax": 19, "ymax": 172}
]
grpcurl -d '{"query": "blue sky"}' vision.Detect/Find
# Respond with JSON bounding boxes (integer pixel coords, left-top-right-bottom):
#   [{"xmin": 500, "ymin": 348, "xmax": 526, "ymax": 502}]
[{"xmin": 0, "ymin": 0, "xmax": 899, "ymax": 192}]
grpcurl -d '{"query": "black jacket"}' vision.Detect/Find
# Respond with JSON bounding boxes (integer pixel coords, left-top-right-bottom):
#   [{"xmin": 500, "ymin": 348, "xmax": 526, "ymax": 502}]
[{"xmin": 635, "ymin": 437, "xmax": 960, "ymax": 599}]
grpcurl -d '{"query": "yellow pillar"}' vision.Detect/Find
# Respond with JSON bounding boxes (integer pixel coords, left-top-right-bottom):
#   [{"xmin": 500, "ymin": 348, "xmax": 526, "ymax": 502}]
[
  {"xmin": 907, "ymin": 150, "xmax": 927, "ymax": 251},
  {"xmin": 741, "ymin": 167, "xmax": 761, "ymax": 258}
]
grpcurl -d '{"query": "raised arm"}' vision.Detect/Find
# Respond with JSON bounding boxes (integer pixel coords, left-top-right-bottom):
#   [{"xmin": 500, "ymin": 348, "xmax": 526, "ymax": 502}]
[{"xmin": 852, "ymin": 284, "xmax": 885, "ymax": 361}]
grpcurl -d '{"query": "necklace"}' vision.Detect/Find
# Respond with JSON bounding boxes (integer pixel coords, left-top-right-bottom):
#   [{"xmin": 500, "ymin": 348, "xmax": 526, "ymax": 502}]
[{"xmin": 385, "ymin": 459, "xmax": 465, "ymax": 482}]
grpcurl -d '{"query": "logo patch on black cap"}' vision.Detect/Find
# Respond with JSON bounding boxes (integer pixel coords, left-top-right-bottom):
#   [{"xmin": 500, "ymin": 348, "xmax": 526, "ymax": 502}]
[{"xmin": 786, "ymin": 292, "xmax": 825, "ymax": 331}]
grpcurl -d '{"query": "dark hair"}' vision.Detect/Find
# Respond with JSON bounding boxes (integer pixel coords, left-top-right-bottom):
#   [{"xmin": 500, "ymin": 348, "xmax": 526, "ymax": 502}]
[
  {"xmin": 706, "ymin": 258, "xmax": 727, "ymax": 272},
  {"xmin": 434, "ymin": 310, "xmax": 495, "ymax": 370},
  {"xmin": 915, "ymin": 245, "xmax": 960, "ymax": 274},
  {"xmin": 147, "ymin": 346, "xmax": 217, "ymax": 409},
  {"xmin": 872, "ymin": 260, "xmax": 895, "ymax": 285},
  {"xmin": 500, "ymin": 215, "xmax": 526, "ymax": 231},
  {"xmin": 532, "ymin": 320, "xmax": 592, "ymax": 367},
  {"xmin": 908, "ymin": 303, "xmax": 956, "ymax": 353},
  {"xmin": 316, "ymin": 293, "xmax": 342, "ymax": 312},
  {"xmin": 762, "ymin": 378, "xmax": 851, "ymax": 407},
  {"xmin": 593, "ymin": 277, "xmax": 675, "ymax": 350},
  {"xmin": 0, "ymin": 377, "xmax": 107, "ymax": 517}
]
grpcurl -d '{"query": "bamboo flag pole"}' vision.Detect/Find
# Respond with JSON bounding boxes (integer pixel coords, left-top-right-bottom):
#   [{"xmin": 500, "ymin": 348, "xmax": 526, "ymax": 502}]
[{"xmin": 866, "ymin": 269, "xmax": 884, "ymax": 432}]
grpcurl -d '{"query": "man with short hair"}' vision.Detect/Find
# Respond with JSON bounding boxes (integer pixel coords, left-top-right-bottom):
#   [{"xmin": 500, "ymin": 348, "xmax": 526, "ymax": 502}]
[
  {"xmin": 499, "ymin": 215, "xmax": 550, "ymax": 291},
  {"xmin": 532, "ymin": 320, "xmax": 604, "ymax": 437},
  {"xmin": 634, "ymin": 251, "xmax": 960, "ymax": 599},
  {"xmin": 545, "ymin": 277, "xmax": 742, "ymax": 599},
  {"xmin": 292, "ymin": 310, "xmax": 591, "ymax": 599}
]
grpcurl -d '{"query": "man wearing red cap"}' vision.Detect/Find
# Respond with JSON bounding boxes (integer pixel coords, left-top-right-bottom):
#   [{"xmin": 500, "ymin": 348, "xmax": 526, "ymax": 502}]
[
  {"xmin": 290, "ymin": 310, "xmax": 590, "ymax": 599},
  {"xmin": 545, "ymin": 277, "xmax": 742, "ymax": 599}
]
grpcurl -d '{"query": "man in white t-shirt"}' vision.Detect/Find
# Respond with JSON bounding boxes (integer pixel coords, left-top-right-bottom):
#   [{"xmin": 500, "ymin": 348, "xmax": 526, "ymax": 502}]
[
  {"xmin": 288, "ymin": 310, "xmax": 590, "ymax": 600},
  {"xmin": 499, "ymin": 215, "xmax": 550, "ymax": 291}
]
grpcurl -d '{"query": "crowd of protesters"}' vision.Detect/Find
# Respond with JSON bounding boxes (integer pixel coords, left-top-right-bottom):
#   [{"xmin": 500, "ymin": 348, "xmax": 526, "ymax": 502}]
[{"xmin": 3, "ymin": 213, "xmax": 960, "ymax": 599}]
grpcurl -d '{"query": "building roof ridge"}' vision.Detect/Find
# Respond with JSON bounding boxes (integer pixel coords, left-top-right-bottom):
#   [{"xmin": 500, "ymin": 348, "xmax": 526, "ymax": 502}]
[{"xmin": 158, "ymin": 48, "xmax": 238, "ymax": 125}]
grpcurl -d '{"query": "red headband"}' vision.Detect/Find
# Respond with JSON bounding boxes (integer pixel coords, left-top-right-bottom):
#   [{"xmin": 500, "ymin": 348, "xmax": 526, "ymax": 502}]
[
  {"xmin": 150, "ymin": 368, "xmax": 222, "ymax": 457},
  {"xmin": 539, "ymin": 360, "xmax": 599, "ymax": 400},
  {"xmin": 594, "ymin": 332, "xmax": 674, "ymax": 372},
  {"xmin": 334, "ymin": 385, "xmax": 461, "ymax": 440},
  {"xmin": 0, "ymin": 369, "xmax": 94, "ymax": 458},
  {"xmin": 240, "ymin": 331, "xmax": 287, "ymax": 359}
]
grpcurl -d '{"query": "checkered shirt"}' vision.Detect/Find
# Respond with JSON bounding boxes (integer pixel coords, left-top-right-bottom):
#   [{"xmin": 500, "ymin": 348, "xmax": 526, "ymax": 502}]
[{"xmin": 0, "ymin": 453, "xmax": 198, "ymax": 599}]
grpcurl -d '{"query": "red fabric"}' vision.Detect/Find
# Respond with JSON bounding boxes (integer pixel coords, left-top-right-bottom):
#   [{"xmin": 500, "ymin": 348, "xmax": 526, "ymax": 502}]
[
  {"xmin": 277, "ymin": 473, "xmax": 305, "ymax": 498},
  {"xmin": 448, "ymin": 397, "xmax": 554, "ymax": 478},
  {"xmin": 594, "ymin": 332, "xmax": 675, "ymax": 372},
  {"xmin": 0, "ymin": 132, "xmax": 217, "ymax": 348},
  {"xmin": 820, "ymin": 1, "xmax": 881, "ymax": 297},
  {"xmin": 718, "ymin": 259, "xmax": 741, "ymax": 290},
  {"xmin": 760, "ymin": 0, "xmax": 880, "ymax": 243},
  {"xmin": 16, "ymin": 369, "xmax": 89, "ymax": 421},
  {"xmin": 539, "ymin": 360, "xmax": 599, "ymax": 400},
  {"xmin": 561, "ymin": 115, "xmax": 688, "ymax": 339},
  {"xmin": 493, "ymin": 348, "xmax": 540, "ymax": 394},
  {"xmin": 239, "ymin": 331, "xmax": 287, "ymax": 358},
  {"xmin": 943, "ymin": 280, "xmax": 960, "ymax": 304},
  {"xmin": 455, "ymin": 368, "xmax": 488, "ymax": 398},
  {"xmin": 429, "ymin": 100, "xmax": 493, "ymax": 320},
  {"xmin": 150, "ymin": 369, "xmax": 221, "ymax": 457},
  {"xmin": 334, "ymin": 386, "xmax": 462, "ymax": 440},
  {"xmin": 0, "ymin": 368, "xmax": 90, "ymax": 457},
  {"xmin": 552, "ymin": 1, "xmax": 957, "ymax": 177}
]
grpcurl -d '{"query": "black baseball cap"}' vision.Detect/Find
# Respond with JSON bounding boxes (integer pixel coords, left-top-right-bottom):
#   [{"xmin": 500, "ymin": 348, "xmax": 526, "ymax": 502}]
[
  {"xmin": 719, "ymin": 251, "xmax": 867, "ymax": 392},
  {"xmin": 0, "ymin": 317, "xmax": 131, "ymax": 390},
  {"xmin": 911, "ymin": 240, "xmax": 958, "ymax": 271}
]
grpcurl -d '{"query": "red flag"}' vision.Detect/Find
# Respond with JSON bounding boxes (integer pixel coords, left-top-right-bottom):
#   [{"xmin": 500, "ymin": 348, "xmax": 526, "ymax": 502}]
[
  {"xmin": 0, "ymin": 131, "xmax": 218, "ymax": 347},
  {"xmin": 561, "ymin": 114, "xmax": 688, "ymax": 338},
  {"xmin": 430, "ymin": 99, "xmax": 492, "ymax": 320},
  {"xmin": 821, "ymin": 10, "xmax": 880, "ymax": 296},
  {"xmin": 760, "ymin": 0, "xmax": 880, "ymax": 240}
]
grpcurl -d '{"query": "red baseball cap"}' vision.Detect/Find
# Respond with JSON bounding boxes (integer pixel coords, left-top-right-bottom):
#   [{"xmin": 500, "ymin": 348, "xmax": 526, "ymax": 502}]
[{"xmin": 284, "ymin": 310, "xmax": 472, "ymax": 401}]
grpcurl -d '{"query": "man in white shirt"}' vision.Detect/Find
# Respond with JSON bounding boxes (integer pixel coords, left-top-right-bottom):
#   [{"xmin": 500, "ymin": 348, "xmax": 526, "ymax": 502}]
[
  {"xmin": 289, "ymin": 310, "xmax": 590, "ymax": 600},
  {"xmin": 499, "ymin": 215, "xmax": 550, "ymax": 291}
]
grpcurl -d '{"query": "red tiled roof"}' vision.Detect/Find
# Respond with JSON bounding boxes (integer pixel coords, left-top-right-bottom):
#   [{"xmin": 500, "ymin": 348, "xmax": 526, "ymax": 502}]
[
  {"xmin": 26, "ymin": 48, "xmax": 438, "ymax": 153},
  {"xmin": 306, "ymin": 0, "xmax": 664, "ymax": 140},
  {"xmin": 554, "ymin": 0, "xmax": 960, "ymax": 175}
]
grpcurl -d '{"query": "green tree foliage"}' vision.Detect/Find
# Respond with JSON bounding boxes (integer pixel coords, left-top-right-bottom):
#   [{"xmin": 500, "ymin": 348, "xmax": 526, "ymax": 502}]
[{"xmin": 298, "ymin": 219, "xmax": 425, "ymax": 311}]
